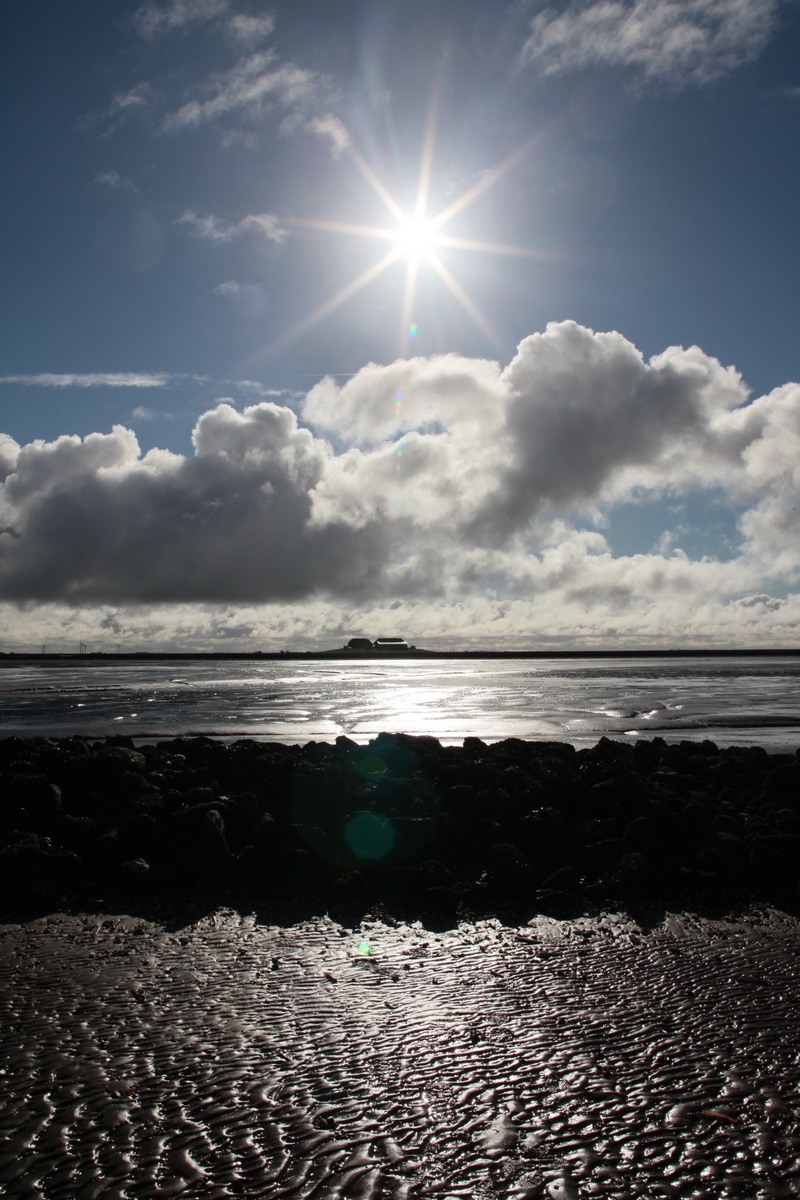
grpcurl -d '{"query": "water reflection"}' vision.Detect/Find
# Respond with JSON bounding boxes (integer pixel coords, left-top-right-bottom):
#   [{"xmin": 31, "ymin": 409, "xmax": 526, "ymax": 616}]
[{"xmin": 0, "ymin": 657, "xmax": 798, "ymax": 750}]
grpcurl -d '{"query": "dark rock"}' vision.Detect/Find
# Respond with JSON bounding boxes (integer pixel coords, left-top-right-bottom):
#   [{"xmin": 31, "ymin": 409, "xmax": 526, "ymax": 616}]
[
  {"xmin": 115, "ymin": 771, "xmax": 160, "ymax": 803},
  {"xmin": 2, "ymin": 732, "xmax": 799, "ymax": 916},
  {"xmin": 437, "ymin": 763, "xmax": 470, "ymax": 790},
  {"xmin": 463, "ymin": 736, "xmax": 489, "ymax": 755},
  {"xmin": 678, "ymin": 867, "xmax": 719, "ymax": 897},
  {"xmin": 291, "ymin": 767, "xmax": 345, "ymax": 829},
  {"xmin": 5, "ymin": 775, "xmax": 62, "ymax": 831},
  {"xmin": 535, "ymin": 889, "xmax": 577, "ymax": 917},
  {"xmin": 0, "ymin": 834, "xmax": 80, "ymax": 902},
  {"xmin": 94, "ymin": 745, "xmax": 147, "ymax": 772},
  {"xmin": 271, "ymin": 847, "xmax": 319, "ymax": 892},
  {"xmin": 618, "ymin": 851, "xmax": 654, "ymax": 897},
  {"xmin": 431, "ymin": 810, "xmax": 480, "ymax": 868},
  {"xmin": 171, "ymin": 806, "xmax": 231, "ymax": 879},
  {"xmin": 386, "ymin": 817, "xmax": 435, "ymax": 865},
  {"xmin": 713, "ymin": 813, "xmax": 745, "ymax": 837},
  {"xmin": 117, "ymin": 813, "xmax": 162, "ymax": 861},
  {"xmin": 105, "ymin": 735, "xmax": 136, "ymax": 750},
  {"xmin": 480, "ymin": 819, "xmax": 508, "ymax": 852},
  {"xmin": 488, "ymin": 842, "xmax": 531, "ymax": 898},
  {"xmin": 330, "ymin": 869, "xmax": 373, "ymax": 908},
  {"xmin": 763, "ymin": 762, "xmax": 800, "ymax": 803},
  {"xmin": 540, "ymin": 865, "xmax": 577, "ymax": 892},
  {"xmin": 623, "ymin": 815, "xmax": 662, "ymax": 853},
  {"xmin": 749, "ymin": 835, "xmax": 800, "ymax": 892},
  {"xmin": 582, "ymin": 837, "xmax": 625, "ymax": 878},
  {"xmin": 515, "ymin": 811, "xmax": 557, "ymax": 857},
  {"xmin": 418, "ymin": 859, "xmax": 452, "ymax": 888},
  {"xmin": 437, "ymin": 784, "xmax": 477, "ymax": 816},
  {"xmin": 249, "ymin": 812, "xmax": 278, "ymax": 855},
  {"xmin": 776, "ymin": 808, "xmax": 800, "ymax": 835},
  {"xmin": 489, "ymin": 788, "xmax": 521, "ymax": 825},
  {"xmin": 364, "ymin": 734, "xmax": 420, "ymax": 779},
  {"xmin": 420, "ymin": 885, "xmax": 460, "ymax": 920},
  {"xmin": 53, "ymin": 813, "xmax": 96, "ymax": 854},
  {"xmin": 91, "ymin": 829, "xmax": 126, "ymax": 871},
  {"xmin": 712, "ymin": 831, "xmax": 747, "ymax": 877},
  {"xmin": 118, "ymin": 858, "xmax": 151, "ymax": 893}
]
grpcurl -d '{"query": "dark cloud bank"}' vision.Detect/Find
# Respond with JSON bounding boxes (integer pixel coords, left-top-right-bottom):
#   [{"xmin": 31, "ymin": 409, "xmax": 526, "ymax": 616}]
[{"xmin": 0, "ymin": 322, "xmax": 798, "ymax": 608}]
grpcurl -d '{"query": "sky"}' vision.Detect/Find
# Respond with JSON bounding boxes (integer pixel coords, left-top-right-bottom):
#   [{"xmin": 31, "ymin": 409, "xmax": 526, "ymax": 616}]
[{"xmin": 1, "ymin": 0, "xmax": 799, "ymax": 652}]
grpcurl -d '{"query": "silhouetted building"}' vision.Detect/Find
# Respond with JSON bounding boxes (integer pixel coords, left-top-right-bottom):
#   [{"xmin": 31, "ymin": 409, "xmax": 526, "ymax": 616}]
[
  {"xmin": 347, "ymin": 637, "xmax": 373, "ymax": 649},
  {"xmin": 374, "ymin": 637, "xmax": 409, "ymax": 650}
]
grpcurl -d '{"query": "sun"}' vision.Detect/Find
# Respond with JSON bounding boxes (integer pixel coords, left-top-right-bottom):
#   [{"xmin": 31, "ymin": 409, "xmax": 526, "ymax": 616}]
[
  {"xmin": 263, "ymin": 109, "xmax": 545, "ymax": 357},
  {"xmin": 394, "ymin": 216, "xmax": 438, "ymax": 262}
]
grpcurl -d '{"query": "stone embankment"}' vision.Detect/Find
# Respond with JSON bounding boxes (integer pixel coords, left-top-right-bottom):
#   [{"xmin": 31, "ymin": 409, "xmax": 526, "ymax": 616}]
[{"xmin": 1, "ymin": 733, "xmax": 798, "ymax": 919}]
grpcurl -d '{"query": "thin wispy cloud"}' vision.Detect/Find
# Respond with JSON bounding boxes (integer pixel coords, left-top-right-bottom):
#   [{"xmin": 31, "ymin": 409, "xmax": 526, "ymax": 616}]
[
  {"xmin": 307, "ymin": 114, "xmax": 351, "ymax": 157},
  {"xmin": 0, "ymin": 373, "xmax": 200, "ymax": 389},
  {"xmin": 78, "ymin": 81, "xmax": 154, "ymax": 134},
  {"xmin": 522, "ymin": 0, "xmax": 781, "ymax": 87},
  {"xmin": 175, "ymin": 210, "xmax": 287, "ymax": 243},
  {"xmin": 227, "ymin": 14, "xmax": 276, "ymax": 49},
  {"xmin": 233, "ymin": 380, "xmax": 299, "ymax": 399},
  {"xmin": 133, "ymin": 0, "xmax": 230, "ymax": 40},
  {"xmin": 109, "ymin": 82, "xmax": 153, "ymax": 115},
  {"xmin": 162, "ymin": 52, "xmax": 321, "ymax": 133},
  {"xmin": 94, "ymin": 171, "xmax": 137, "ymax": 192}
]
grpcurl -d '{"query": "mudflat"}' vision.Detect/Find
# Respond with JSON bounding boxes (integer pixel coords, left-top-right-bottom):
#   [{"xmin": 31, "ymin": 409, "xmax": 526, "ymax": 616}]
[{"xmin": 2, "ymin": 906, "xmax": 800, "ymax": 1198}]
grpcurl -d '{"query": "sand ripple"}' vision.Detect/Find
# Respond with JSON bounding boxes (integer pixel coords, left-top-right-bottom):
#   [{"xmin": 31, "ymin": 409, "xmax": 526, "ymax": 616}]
[{"xmin": 2, "ymin": 909, "xmax": 800, "ymax": 1197}]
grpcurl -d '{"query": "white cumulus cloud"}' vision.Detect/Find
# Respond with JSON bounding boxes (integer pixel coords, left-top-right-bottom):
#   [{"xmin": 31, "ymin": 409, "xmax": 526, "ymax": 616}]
[{"xmin": 0, "ymin": 324, "xmax": 798, "ymax": 643}]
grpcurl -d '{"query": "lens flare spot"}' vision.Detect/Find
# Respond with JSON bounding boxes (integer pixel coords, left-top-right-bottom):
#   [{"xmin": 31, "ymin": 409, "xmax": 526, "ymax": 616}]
[
  {"xmin": 359, "ymin": 754, "xmax": 388, "ymax": 782},
  {"xmin": 344, "ymin": 811, "xmax": 396, "ymax": 861},
  {"xmin": 408, "ymin": 323, "xmax": 418, "ymax": 337},
  {"xmin": 355, "ymin": 938, "xmax": 373, "ymax": 956}
]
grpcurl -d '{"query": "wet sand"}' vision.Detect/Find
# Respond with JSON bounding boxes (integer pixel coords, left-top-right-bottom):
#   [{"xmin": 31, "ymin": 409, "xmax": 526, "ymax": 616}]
[{"xmin": 2, "ymin": 906, "xmax": 800, "ymax": 1198}]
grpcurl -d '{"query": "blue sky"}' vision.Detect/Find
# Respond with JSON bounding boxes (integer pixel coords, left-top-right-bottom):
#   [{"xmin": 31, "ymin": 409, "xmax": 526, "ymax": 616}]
[{"xmin": 1, "ymin": 0, "xmax": 799, "ymax": 650}]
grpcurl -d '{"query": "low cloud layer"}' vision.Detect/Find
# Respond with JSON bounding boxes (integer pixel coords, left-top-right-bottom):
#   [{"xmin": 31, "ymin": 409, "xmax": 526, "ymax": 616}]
[
  {"xmin": 1, "ymin": 322, "xmax": 799, "ymax": 645},
  {"xmin": 522, "ymin": 0, "xmax": 781, "ymax": 87}
]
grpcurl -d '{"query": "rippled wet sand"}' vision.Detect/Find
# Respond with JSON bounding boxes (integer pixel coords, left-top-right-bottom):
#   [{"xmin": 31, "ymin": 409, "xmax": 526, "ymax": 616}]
[{"xmin": 2, "ymin": 909, "xmax": 800, "ymax": 1199}]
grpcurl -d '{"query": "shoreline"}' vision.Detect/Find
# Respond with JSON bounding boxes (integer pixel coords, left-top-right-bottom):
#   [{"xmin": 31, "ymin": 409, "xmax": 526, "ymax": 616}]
[
  {"xmin": 2, "ymin": 645, "xmax": 800, "ymax": 664},
  {"xmin": 2, "ymin": 731, "xmax": 798, "ymax": 927}
]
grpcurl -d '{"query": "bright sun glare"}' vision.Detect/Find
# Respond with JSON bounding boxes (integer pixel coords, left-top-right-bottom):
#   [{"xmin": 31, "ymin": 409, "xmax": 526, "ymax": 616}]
[
  {"xmin": 394, "ymin": 217, "xmax": 438, "ymax": 261},
  {"xmin": 264, "ymin": 99, "xmax": 544, "ymax": 358}
]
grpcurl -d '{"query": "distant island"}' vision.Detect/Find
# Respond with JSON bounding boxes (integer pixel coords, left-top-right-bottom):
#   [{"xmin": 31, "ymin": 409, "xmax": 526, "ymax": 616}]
[{"xmin": 1, "ymin": 645, "xmax": 799, "ymax": 664}]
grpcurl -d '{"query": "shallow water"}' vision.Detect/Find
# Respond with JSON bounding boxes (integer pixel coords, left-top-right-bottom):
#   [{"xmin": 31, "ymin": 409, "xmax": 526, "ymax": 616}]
[
  {"xmin": 2, "ymin": 908, "xmax": 799, "ymax": 1198},
  {"xmin": 0, "ymin": 657, "xmax": 799, "ymax": 751}
]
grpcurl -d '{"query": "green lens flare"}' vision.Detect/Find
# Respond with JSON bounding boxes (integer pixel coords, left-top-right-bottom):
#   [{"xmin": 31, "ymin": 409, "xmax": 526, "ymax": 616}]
[
  {"xmin": 359, "ymin": 754, "xmax": 388, "ymax": 782},
  {"xmin": 344, "ymin": 811, "xmax": 395, "ymax": 860}
]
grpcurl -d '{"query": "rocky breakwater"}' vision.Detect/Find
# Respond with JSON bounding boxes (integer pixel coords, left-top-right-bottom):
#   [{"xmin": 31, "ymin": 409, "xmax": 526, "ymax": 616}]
[{"xmin": 1, "ymin": 732, "xmax": 798, "ymax": 919}]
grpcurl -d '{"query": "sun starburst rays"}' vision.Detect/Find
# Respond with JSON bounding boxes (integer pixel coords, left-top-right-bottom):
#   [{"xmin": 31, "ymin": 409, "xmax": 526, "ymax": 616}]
[{"xmin": 259, "ymin": 122, "xmax": 541, "ymax": 361}]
